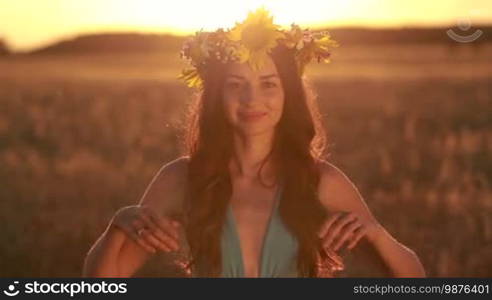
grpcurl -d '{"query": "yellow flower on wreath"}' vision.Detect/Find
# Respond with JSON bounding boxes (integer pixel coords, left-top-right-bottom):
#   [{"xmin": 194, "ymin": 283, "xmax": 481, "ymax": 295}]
[
  {"xmin": 177, "ymin": 7, "xmax": 339, "ymax": 89},
  {"xmin": 227, "ymin": 7, "xmax": 285, "ymax": 71}
]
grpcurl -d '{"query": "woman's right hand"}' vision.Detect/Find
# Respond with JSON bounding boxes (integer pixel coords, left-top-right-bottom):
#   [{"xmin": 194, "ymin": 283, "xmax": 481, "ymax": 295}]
[{"xmin": 111, "ymin": 205, "xmax": 181, "ymax": 254}]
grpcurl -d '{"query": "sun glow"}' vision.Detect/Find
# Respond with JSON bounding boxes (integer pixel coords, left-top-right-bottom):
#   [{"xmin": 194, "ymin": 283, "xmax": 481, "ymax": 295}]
[
  {"xmin": 90, "ymin": 0, "xmax": 349, "ymax": 33},
  {"xmin": 0, "ymin": 0, "xmax": 491, "ymax": 51}
]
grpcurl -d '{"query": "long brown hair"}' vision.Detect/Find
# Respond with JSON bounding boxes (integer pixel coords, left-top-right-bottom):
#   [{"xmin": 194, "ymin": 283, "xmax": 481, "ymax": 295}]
[{"xmin": 181, "ymin": 43, "xmax": 332, "ymax": 277}]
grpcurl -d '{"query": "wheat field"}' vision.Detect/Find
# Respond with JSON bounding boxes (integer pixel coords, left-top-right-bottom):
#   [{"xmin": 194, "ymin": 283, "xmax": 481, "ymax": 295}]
[{"xmin": 0, "ymin": 43, "xmax": 491, "ymax": 277}]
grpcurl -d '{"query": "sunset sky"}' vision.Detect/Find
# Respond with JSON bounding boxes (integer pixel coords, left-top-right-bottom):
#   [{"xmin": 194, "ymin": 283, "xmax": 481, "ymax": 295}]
[{"xmin": 1, "ymin": 0, "xmax": 491, "ymax": 51}]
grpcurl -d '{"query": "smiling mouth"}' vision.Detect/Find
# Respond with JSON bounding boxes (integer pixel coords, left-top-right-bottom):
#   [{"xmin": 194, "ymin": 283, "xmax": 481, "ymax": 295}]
[{"xmin": 238, "ymin": 111, "xmax": 267, "ymax": 121}]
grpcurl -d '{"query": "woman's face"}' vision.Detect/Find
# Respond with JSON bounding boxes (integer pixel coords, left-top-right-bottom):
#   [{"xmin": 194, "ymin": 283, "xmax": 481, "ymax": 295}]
[{"xmin": 222, "ymin": 56, "xmax": 284, "ymax": 136}]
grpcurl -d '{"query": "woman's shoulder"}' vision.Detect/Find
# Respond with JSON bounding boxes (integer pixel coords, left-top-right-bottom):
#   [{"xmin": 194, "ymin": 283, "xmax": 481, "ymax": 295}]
[
  {"xmin": 138, "ymin": 156, "xmax": 190, "ymax": 216},
  {"xmin": 155, "ymin": 155, "xmax": 191, "ymax": 194},
  {"xmin": 315, "ymin": 159, "xmax": 351, "ymax": 186},
  {"xmin": 158, "ymin": 156, "xmax": 190, "ymax": 179},
  {"xmin": 314, "ymin": 160, "xmax": 380, "ymax": 229},
  {"xmin": 314, "ymin": 159, "xmax": 367, "ymax": 213}
]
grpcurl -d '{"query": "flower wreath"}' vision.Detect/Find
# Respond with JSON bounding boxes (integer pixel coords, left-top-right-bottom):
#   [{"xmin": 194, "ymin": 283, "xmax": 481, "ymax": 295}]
[{"xmin": 178, "ymin": 7, "xmax": 339, "ymax": 89}]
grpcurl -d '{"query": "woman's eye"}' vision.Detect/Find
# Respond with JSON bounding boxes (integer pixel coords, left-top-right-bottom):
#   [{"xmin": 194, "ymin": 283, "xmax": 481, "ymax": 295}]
[
  {"xmin": 261, "ymin": 81, "xmax": 277, "ymax": 89},
  {"xmin": 226, "ymin": 82, "xmax": 241, "ymax": 89}
]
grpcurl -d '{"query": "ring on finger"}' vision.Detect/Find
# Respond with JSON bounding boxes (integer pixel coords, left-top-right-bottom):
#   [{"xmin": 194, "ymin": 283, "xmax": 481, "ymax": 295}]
[{"xmin": 137, "ymin": 227, "xmax": 148, "ymax": 237}]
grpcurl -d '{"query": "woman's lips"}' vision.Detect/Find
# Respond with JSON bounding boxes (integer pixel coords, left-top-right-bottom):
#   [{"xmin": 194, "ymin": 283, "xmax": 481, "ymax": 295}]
[{"xmin": 238, "ymin": 111, "xmax": 267, "ymax": 122}]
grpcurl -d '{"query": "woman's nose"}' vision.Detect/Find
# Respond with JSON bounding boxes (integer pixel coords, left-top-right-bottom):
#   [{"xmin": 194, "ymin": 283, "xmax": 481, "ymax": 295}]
[{"xmin": 239, "ymin": 85, "xmax": 259, "ymax": 105}]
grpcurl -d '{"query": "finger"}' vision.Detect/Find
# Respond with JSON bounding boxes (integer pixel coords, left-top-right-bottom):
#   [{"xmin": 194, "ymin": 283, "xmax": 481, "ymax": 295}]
[
  {"xmin": 112, "ymin": 207, "xmax": 138, "ymax": 231},
  {"xmin": 138, "ymin": 211, "xmax": 160, "ymax": 233},
  {"xmin": 136, "ymin": 237, "xmax": 157, "ymax": 253},
  {"xmin": 322, "ymin": 212, "xmax": 358, "ymax": 250},
  {"xmin": 332, "ymin": 219, "xmax": 362, "ymax": 251},
  {"xmin": 122, "ymin": 218, "xmax": 146, "ymax": 238},
  {"xmin": 321, "ymin": 212, "xmax": 356, "ymax": 248},
  {"xmin": 140, "ymin": 229, "xmax": 175, "ymax": 252},
  {"xmin": 141, "ymin": 207, "xmax": 180, "ymax": 241},
  {"xmin": 141, "ymin": 213, "xmax": 181, "ymax": 251},
  {"xmin": 138, "ymin": 212, "xmax": 178, "ymax": 249},
  {"xmin": 147, "ymin": 229, "xmax": 180, "ymax": 252},
  {"xmin": 130, "ymin": 216, "xmax": 176, "ymax": 252},
  {"xmin": 135, "ymin": 237, "xmax": 157, "ymax": 254},
  {"xmin": 332, "ymin": 218, "xmax": 362, "ymax": 251},
  {"xmin": 128, "ymin": 219, "xmax": 161, "ymax": 253},
  {"xmin": 128, "ymin": 231, "xmax": 157, "ymax": 254},
  {"xmin": 317, "ymin": 212, "xmax": 344, "ymax": 238},
  {"xmin": 159, "ymin": 232, "xmax": 180, "ymax": 251},
  {"xmin": 347, "ymin": 226, "xmax": 368, "ymax": 250},
  {"xmin": 130, "ymin": 218, "xmax": 145, "ymax": 231}
]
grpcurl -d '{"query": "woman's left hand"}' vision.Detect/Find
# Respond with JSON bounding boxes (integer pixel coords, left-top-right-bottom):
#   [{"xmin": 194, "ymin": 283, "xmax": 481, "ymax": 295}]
[{"xmin": 317, "ymin": 211, "xmax": 382, "ymax": 253}]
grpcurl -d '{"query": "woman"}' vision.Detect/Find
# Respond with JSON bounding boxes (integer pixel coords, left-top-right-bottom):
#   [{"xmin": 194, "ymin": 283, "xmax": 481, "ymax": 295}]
[{"xmin": 83, "ymin": 8, "xmax": 426, "ymax": 278}]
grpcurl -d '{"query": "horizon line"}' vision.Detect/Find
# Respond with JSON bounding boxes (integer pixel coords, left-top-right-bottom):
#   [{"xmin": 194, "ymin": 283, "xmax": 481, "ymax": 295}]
[{"xmin": 3, "ymin": 21, "xmax": 492, "ymax": 53}]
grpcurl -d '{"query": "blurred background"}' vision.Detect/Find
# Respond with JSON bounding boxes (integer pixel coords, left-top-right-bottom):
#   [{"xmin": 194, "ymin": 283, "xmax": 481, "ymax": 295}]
[{"xmin": 0, "ymin": 0, "xmax": 491, "ymax": 277}]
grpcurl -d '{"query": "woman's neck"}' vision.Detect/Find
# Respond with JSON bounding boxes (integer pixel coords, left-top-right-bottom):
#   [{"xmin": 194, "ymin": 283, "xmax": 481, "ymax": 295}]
[{"xmin": 229, "ymin": 130, "xmax": 276, "ymax": 184}]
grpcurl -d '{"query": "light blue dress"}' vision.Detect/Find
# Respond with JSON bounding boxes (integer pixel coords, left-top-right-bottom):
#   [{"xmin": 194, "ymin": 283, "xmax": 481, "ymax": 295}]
[{"xmin": 220, "ymin": 182, "xmax": 299, "ymax": 277}]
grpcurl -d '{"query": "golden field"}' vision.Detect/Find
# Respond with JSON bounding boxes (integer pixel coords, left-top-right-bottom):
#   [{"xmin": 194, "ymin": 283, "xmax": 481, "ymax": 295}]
[{"xmin": 0, "ymin": 42, "xmax": 491, "ymax": 277}]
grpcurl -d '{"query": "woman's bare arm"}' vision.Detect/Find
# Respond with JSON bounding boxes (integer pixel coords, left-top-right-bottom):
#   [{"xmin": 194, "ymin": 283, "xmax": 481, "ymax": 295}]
[
  {"xmin": 82, "ymin": 156, "xmax": 189, "ymax": 277},
  {"xmin": 317, "ymin": 161, "xmax": 426, "ymax": 277},
  {"xmin": 82, "ymin": 222, "xmax": 127, "ymax": 277}
]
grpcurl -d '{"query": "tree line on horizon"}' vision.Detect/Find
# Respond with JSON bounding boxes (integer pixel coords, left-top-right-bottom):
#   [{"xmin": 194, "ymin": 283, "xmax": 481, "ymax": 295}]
[
  {"xmin": 0, "ymin": 39, "xmax": 9, "ymax": 55},
  {"xmin": 4, "ymin": 25, "xmax": 491, "ymax": 55}
]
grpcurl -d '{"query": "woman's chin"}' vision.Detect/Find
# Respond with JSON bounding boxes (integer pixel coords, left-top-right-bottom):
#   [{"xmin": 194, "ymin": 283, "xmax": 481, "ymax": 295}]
[{"xmin": 235, "ymin": 124, "xmax": 275, "ymax": 137}]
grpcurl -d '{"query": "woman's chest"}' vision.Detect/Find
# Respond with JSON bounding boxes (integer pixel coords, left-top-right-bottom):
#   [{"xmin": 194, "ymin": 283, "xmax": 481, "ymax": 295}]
[{"xmin": 228, "ymin": 184, "xmax": 278, "ymax": 277}]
